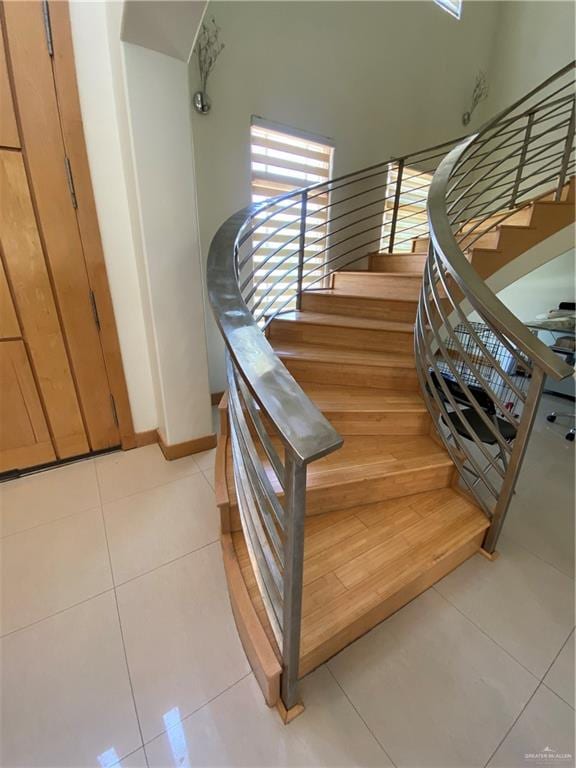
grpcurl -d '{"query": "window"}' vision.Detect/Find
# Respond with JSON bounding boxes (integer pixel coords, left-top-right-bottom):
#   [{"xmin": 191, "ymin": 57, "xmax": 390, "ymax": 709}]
[
  {"xmin": 434, "ymin": 0, "xmax": 462, "ymax": 19},
  {"xmin": 380, "ymin": 164, "xmax": 433, "ymax": 252},
  {"xmin": 250, "ymin": 118, "xmax": 334, "ymax": 316}
]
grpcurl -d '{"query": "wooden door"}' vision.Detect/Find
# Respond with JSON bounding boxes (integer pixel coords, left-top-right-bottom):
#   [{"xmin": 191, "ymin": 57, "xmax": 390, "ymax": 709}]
[
  {"xmin": 0, "ymin": 1, "xmax": 134, "ymax": 473},
  {"xmin": 0, "ymin": 341, "xmax": 56, "ymax": 471}
]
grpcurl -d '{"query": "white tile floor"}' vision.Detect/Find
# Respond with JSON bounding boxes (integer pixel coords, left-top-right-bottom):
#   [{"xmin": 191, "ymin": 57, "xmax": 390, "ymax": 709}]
[{"xmin": 0, "ymin": 394, "xmax": 574, "ymax": 768}]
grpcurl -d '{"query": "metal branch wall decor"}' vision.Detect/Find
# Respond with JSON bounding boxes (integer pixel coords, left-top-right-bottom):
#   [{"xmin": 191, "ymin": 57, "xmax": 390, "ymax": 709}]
[
  {"xmin": 462, "ymin": 71, "xmax": 489, "ymax": 126},
  {"xmin": 193, "ymin": 17, "xmax": 225, "ymax": 115}
]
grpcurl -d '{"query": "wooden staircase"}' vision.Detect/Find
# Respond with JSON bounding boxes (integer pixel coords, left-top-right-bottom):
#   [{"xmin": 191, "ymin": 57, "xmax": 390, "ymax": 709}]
[{"xmin": 215, "ymin": 179, "xmax": 575, "ymax": 712}]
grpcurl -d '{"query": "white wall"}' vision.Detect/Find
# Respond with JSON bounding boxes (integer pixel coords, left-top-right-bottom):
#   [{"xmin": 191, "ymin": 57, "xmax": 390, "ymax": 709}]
[
  {"xmin": 483, "ymin": 1, "xmax": 575, "ymax": 117},
  {"xmin": 191, "ymin": 0, "xmax": 503, "ymax": 391},
  {"xmin": 69, "ymin": 1, "xmax": 157, "ymax": 432},
  {"xmin": 122, "ymin": 42, "xmax": 213, "ymax": 445},
  {"xmin": 70, "ymin": 1, "xmax": 213, "ymax": 444},
  {"xmin": 497, "ymin": 249, "xmax": 575, "ymax": 322}
]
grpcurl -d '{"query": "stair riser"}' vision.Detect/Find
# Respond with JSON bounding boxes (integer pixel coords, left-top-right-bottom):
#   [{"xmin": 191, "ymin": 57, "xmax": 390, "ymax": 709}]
[
  {"xmin": 325, "ymin": 411, "xmax": 430, "ymax": 436},
  {"xmin": 263, "ymin": 409, "xmax": 430, "ymax": 436},
  {"xmin": 301, "ymin": 293, "xmax": 418, "ymax": 322},
  {"xmin": 333, "ymin": 273, "xmax": 421, "ymax": 301},
  {"xmin": 305, "ymin": 464, "xmax": 454, "ymax": 515},
  {"xmin": 281, "ymin": 357, "xmax": 419, "ymax": 391},
  {"xmin": 369, "ymin": 253, "xmax": 427, "ymax": 273},
  {"xmin": 268, "ymin": 322, "xmax": 414, "ymax": 354}
]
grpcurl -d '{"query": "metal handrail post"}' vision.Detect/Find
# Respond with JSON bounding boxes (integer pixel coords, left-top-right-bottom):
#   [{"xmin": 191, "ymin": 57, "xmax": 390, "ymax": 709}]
[
  {"xmin": 296, "ymin": 190, "xmax": 308, "ymax": 310},
  {"xmin": 510, "ymin": 111, "xmax": 534, "ymax": 207},
  {"xmin": 387, "ymin": 159, "xmax": 404, "ymax": 253},
  {"xmin": 556, "ymin": 100, "xmax": 575, "ymax": 200},
  {"xmin": 483, "ymin": 367, "xmax": 546, "ymax": 553},
  {"xmin": 280, "ymin": 450, "xmax": 307, "ymax": 710}
]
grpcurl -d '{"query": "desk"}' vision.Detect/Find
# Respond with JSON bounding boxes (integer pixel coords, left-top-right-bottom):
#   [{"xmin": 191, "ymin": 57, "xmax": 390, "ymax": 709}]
[{"xmin": 525, "ymin": 319, "xmax": 575, "ymax": 398}]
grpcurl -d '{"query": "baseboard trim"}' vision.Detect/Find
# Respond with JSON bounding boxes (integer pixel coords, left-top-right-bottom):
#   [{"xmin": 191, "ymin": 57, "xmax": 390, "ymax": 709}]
[
  {"xmin": 158, "ymin": 432, "xmax": 217, "ymax": 461},
  {"xmin": 211, "ymin": 391, "xmax": 225, "ymax": 406},
  {"xmin": 133, "ymin": 429, "xmax": 159, "ymax": 448}
]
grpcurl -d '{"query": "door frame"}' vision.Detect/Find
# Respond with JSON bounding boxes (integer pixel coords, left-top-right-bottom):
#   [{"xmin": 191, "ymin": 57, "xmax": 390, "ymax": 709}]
[{"xmin": 1, "ymin": 0, "xmax": 136, "ymax": 451}]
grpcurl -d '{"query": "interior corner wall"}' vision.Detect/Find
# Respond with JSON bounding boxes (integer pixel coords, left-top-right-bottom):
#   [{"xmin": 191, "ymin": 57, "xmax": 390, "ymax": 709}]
[
  {"xmin": 496, "ymin": 249, "xmax": 576, "ymax": 323},
  {"xmin": 189, "ymin": 0, "xmax": 503, "ymax": 393},
  {"xmin": 68, "ymin": 0, "xmax": 157, "ymax": 433},
  {"xmin": 122, "ymin": 42, "xmax": 213, "ymax": 446},
  {"xmin": 483, "ymin": 1, "xmax": 576, "ymax": 117}
]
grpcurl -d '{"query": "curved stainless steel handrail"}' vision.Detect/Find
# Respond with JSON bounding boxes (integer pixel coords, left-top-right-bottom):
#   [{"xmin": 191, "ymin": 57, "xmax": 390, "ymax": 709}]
[
  {"xmin": 419, "ymin": 61, "xmax": 575, "ymax": 554},
  {"xmin": 207, "ymin": 64, "xmax": 574, "ymax": 709},
  {"xmin": 207, "ymin": 204, "xmax": 343, "ymax": 465},
  {"xmin": 427, "ymin": 68, "xmax": 575, "ymax": 381}
]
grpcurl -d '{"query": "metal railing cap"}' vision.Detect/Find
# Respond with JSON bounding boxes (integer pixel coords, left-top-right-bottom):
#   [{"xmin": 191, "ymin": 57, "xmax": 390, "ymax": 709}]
[
  {"xmin": 207, "ymin": 204, "xmax": 343, "ymax": 465},
  {"xmin": 428, "ymin": 73, "xmax": 575, "ymax": 382}
]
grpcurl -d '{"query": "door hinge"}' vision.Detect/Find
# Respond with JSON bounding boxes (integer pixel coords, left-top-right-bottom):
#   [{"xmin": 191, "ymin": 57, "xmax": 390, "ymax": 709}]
[
  {"xmin": 110, "ymin": 394, "xmax": 119, "ymax": 427},
  {"xmin": 64, "ymin": 157, "xmax": 78, "ymax": 209},
  {"xmin": 42, "ymin": 1, "xmax": 54, "ymax": 57},
  {"xmin": 89, "ymin": 290, "xmax": 100, "ymax": 330}
]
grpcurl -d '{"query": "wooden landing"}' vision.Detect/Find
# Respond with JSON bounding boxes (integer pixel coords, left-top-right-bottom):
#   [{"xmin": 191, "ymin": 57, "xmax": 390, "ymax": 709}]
[{"xmin": 232, "ymin": 486, "xmax": 489, "ymax": 678}]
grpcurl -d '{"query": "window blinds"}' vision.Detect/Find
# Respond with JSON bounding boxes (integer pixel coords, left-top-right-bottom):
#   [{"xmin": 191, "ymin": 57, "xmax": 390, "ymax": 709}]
[{"xmin": 250, "ymin": 120, "xmax": 334, "ymax": 316}]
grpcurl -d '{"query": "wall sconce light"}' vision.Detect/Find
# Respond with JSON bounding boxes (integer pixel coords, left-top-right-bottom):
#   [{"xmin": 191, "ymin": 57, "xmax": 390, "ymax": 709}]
[
  {"xmin": 192, "ymin": 17, "xmax": 224, "ymax": 115},
  {"xmin": 462, "ymin": 71, "xmax": 489, "ymax": 126}
]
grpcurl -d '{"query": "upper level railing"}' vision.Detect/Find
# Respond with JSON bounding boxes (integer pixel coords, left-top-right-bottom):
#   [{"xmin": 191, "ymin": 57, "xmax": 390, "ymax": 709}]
[
  {"xmin": 418, "ymin": 61, "xmax": 574, "ymax": 553},
  {"xmin": 207, "ymin": 62, "xmax": 574, "ymax": 712}
]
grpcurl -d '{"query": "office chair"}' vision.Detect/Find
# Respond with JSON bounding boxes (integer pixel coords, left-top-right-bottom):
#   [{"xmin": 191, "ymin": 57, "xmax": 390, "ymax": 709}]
[{"xmin": 428, "ymin": 369, "xmax": 517, "ymax": 478}]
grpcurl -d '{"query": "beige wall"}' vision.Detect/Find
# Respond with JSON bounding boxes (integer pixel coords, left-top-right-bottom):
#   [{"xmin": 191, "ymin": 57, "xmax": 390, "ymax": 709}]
[
  {"xmin": 483, "ymin": 0, "xmax": 575, "ymax": 117},
  {"xmin": 71, "ymin": 1, "xmax": 212, "ymax": 444},
  {"xmin": 497, "ymin": 249, "xmax": 575, "ymax": 323},
  {"xmin": 191, "ymin": 0, "xmax": 503, "ymax": 391}
]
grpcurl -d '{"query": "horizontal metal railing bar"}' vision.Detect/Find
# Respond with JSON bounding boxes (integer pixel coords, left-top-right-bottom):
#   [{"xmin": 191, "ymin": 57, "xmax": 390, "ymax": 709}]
[
  {"xmin": 414, "ymin": 347, "xmax": 495, "ymax": 517},
  {"xmin": 422, "ymin": 265, "xmax": 514, "ymax": 456},
  {"xmin": 449, "ymin": 163, "xmax": 575, "ymax": 228},
  {"xmin": 235, "ymin": 373, "xmax": 286, "ymax": 491},
  {"xmin": 230, "ymin": 429, "xmax": 284, "ymax": 643},
  {"xmin": 449, "ymin": 102, "xmax": 572, "ymax": 195},
  {"xmin": 427, "ymin": 69, "xmax": 575, "ymax": 381},
  {"xmin": 451, "ymin": 68, "xmax": 575, "ymax": 173},
  {"xmin": 450, "ymin": 124, "xmax": 573, "ymax": 213},
  {"xmin": 252, "ymin": 233, "xmax": 390, "ymax": 321},
  {"xmin": 450, "ymin": 119, "xmax": 573, "ymax": 184},
  {"xmin": 229, "ymin": 371, "xmax": 287, "ymax": 536},
  {"xmin": 449, "ymin": 104, "xmax": 574, "ymax": 175},
  {"xmin": 426, "ymin": 264, "xmax": 521, "ymax": 432},
  {"xmin": 431, "ymin": 251, "xmax": 529, "ymax": 402},
  {"xmin": 209, "ymin": 206, "xmax": 343, "ymax": 464},
  {"xmin": 452, "ymin": 156, "xmax": 571, "ymax": 236},
  {"xmin": 447, "ymin": 114, "xmax": 572, "ymax": 217},
  {"xmin": 415, "ymin": 309, "xmax": 503, "ymax": 498}
]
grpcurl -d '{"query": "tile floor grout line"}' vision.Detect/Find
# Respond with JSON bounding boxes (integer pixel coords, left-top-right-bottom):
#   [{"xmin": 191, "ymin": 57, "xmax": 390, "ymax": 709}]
[
  {"xmin": 111, "ymin": 537, "xmax": 220, "ymax": 590},
  {"xmin": 95, "ymin": 466, "xmax": 204, "ymax": 508},
  {"xmin": 0, "ymin": 502, "xmax": 103, "ymax": 541},
  {"xmin": 326, "ymin": 664, "xmax": 399, "ymax": 768},
  {"xmin": 482, "ymin": 627, "xmax": 576, "ymax": 768},
  {"xmin": 482, "ymin": 680, "xmax": 545, "ymax": 768},
  {"xmin": 0, "ymin": 584, "xmax": 116, "ymax": 640},
  {"xmin": 95, "ymin": 478, "xmax": 150, "ymax": 767},
  {"xmin": 541, "ymin": 680, "xmax": 576, "ymax": 712},
  {"xmin": 141, "ymin": 671, "xmax": 253, "ymax": 753},
  {"xmin": 431, "ymin": 586, "xmax": 542, "ymax": 682},
  {"xmin": 500, "ymin": 530, "xmax": 575, "ymax": 583}
]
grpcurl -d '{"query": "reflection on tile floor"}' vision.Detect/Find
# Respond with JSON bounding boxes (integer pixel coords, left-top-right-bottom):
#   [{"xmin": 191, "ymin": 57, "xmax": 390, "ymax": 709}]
[{"xmin": 0, "ymin": 395, "xmax": 574, "ymax": 767}]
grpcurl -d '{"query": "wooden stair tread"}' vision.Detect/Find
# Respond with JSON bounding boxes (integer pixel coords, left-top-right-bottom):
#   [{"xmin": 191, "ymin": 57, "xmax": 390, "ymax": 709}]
[
  {"xmin": 272, "ymin": 340, "xmax": 415, "ymax": 369},
  {"xmin": 338, "ymin": 270, "xmax": 421, "ymax": 279},
  {"xmin": 261, "ymin": 433, "xmax": 452, "ymax": 489},
  {"xmin": 232, "ymin": 486, "xmax": 489, "ymax": 675},
  {"xmin": 270, "ymin": 310, "xmax": 413, "ymax": 334},
  {"xmin": 300, "ymin": 383, "xmax": 427, "ymax": 412},
  {"xmin": 303, "ymin": 288, "xmax": 417, "ymax": 305}
]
